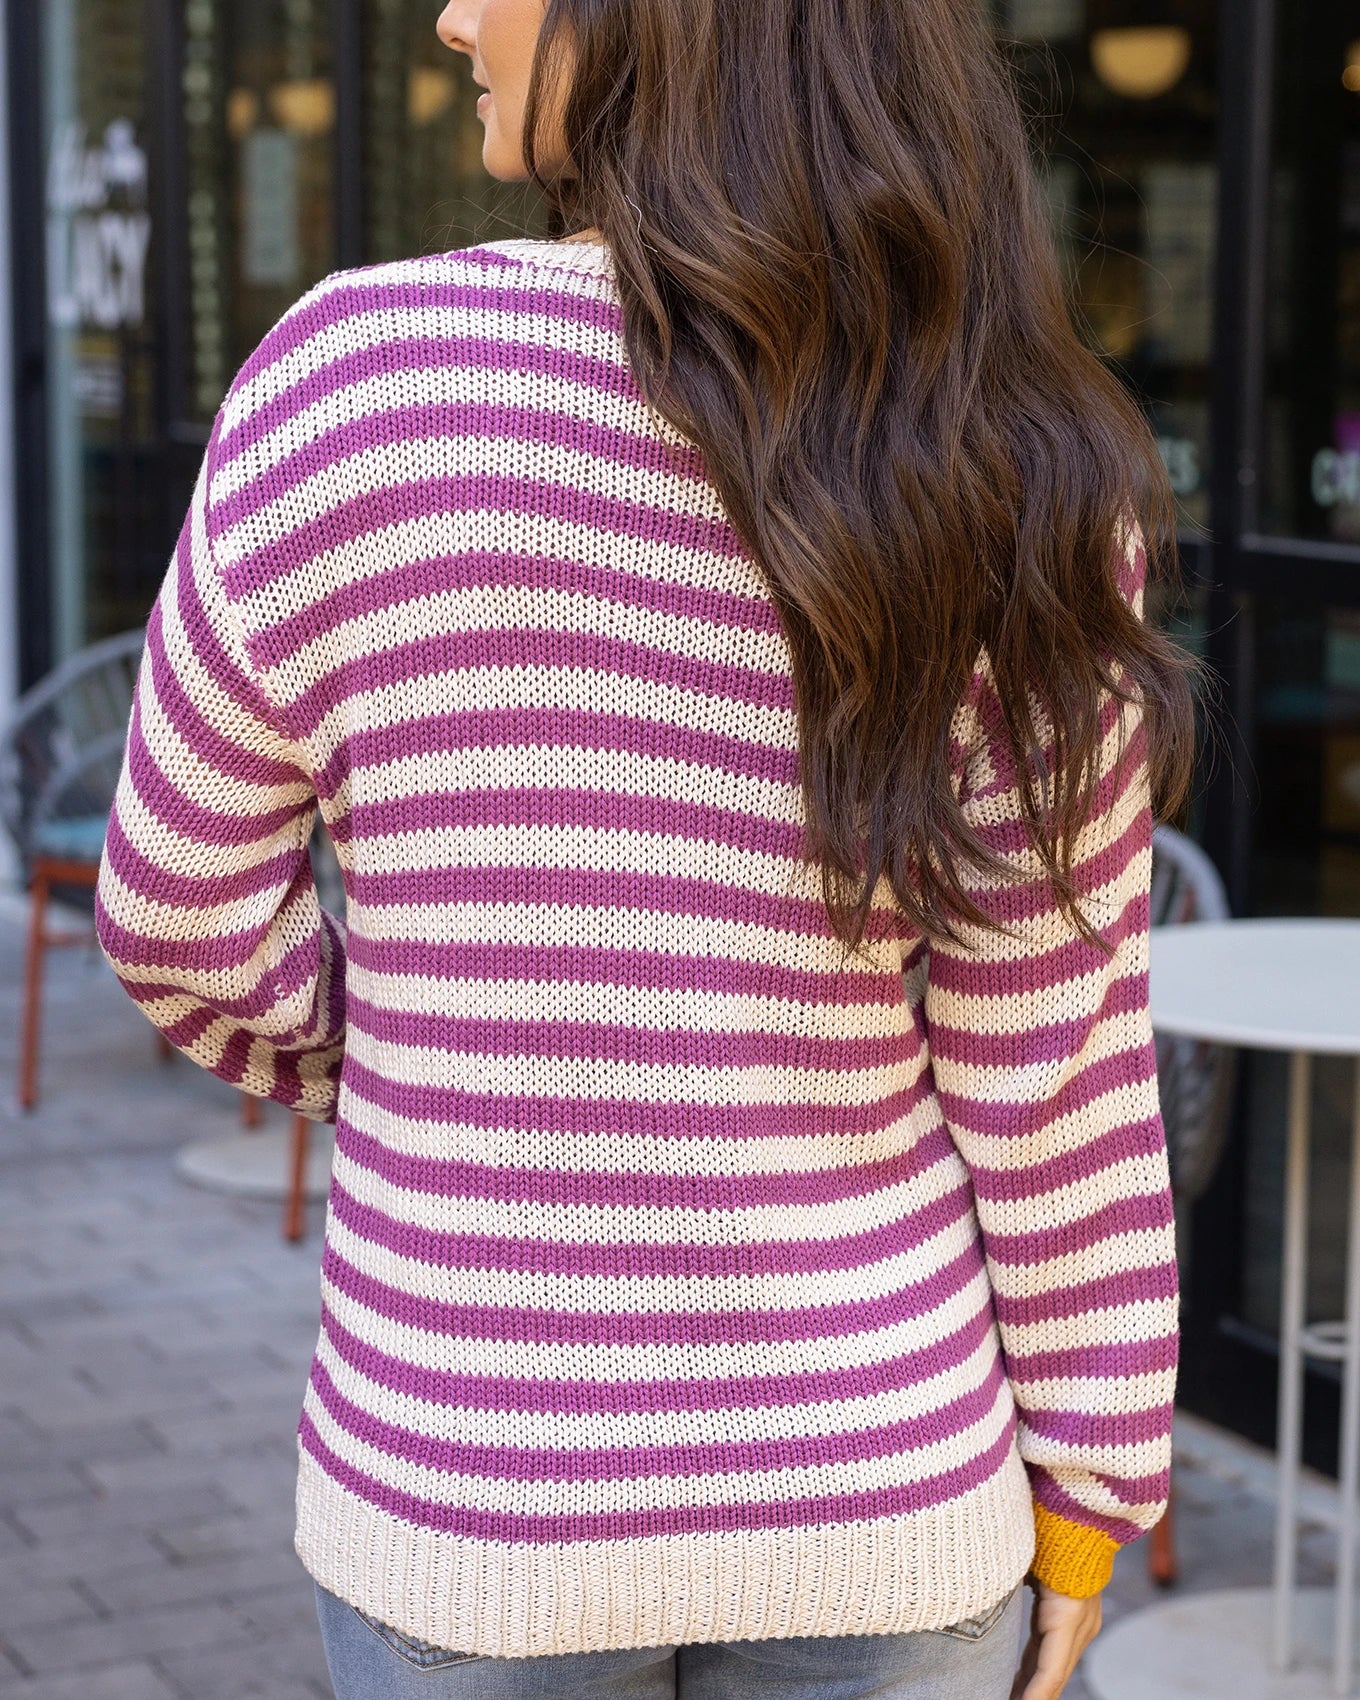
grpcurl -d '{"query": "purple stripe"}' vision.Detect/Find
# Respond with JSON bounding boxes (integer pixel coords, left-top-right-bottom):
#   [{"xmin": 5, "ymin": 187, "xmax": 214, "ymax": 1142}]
[
  {"xmin": 315, "ymin": 700, "xmax": 800, "ymax": 809},
  {"xmin": 333, "ymin": 1122, "xmax": 958, "ymax": 1217},
  {"xmin": 315, "ymin": 1291, "xmax": 1000, "ymax": 1418},
  {"xmin": 325, "ymin": 1139, "xmax": 970, "ymax": 1263},
  {"xmin": 1032, "ymin": 1463, "xmax": 1168, "ymax": 1545},
  {"xmin": 318, "ymin": 1228, "xmax": 991, "ymax": 1351},
  {"xmin": 94, "ymin": 856, "xmax": 319, "ymax": 984},
  {"xmin": 992, "ymin": 1258, "xmax": 1179, "ymax": 1329},
  {"xmin": 238, "ymin": 602, "xmax": 794, "ymax": 745},
  {"xmin": 119, "ymin": 690, "xmax": 306, "ymax": 850},
  {"xmin": 338, "ymin": 861, "xmax": 901, "ymax": 948},
  {"xmin": 345, "ymin": 931, "xmax": 911, "ymax": 1006},
  {"xmin": 296, "ymin": 1402, "xmax": 1020, "ymax": 1543},
  {"xmin": 217, "ymin": 258, "xmax": 628, "ymax": 444},
  {"xmin": 212, "ymin": 398, "xmax": 712, "ymax": 537},
  {"xmin": 1005, "ymin": 1331, "xmax": 1178, "ymax": 1384},
  {"xmin": 101, "ymin": 809, "xmax": 302, "ymax": 918},
  {"xmin": 306, "ymin": 1347, "xmax": 1010, "ymax": 1486},
  {"xmin": 331, "ymin": 1058, "xmax": 938, "ymax": 1144},
  {"xmin": 342, "ymin": 988, "xmax": 919, "ymax": 1074},
  {"xmin": 345, "ymin": 781, "xmax": 804, "ymax": 864},
  {"xmin": 979, "ymin": 1187, "xmax": 1176, "ymax": 1266},
  {"xmin": 1023, "ymin": 1397, "xmax": 1174, "ymax": 1451},
  {"xmin": 965, "ymin": 1122, "xmax": 1169, "ymax": 1217},
  {"xmin": 274, "ymin": 551, "xmax": 781, "ymax": 723},
  {"xmin": 218, "ymin": 468, "xmax": 748, "ymax": 607}
]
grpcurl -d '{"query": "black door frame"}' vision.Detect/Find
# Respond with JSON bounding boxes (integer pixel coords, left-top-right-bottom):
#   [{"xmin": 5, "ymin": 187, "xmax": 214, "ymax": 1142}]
[{"xmin": 1178, "ymin": 0, "xmax": 1360, "ymax": 1471}]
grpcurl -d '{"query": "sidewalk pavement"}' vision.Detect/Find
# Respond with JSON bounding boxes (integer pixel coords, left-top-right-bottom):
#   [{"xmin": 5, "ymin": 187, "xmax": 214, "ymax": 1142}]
[{"xmin": 0, "ymin": 888, "xmax": 1340, "ymax": 1699}]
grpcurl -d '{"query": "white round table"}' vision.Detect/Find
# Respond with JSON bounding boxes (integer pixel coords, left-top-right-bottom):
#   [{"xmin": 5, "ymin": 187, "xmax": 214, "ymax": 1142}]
[{"xmin": 1089, "ymin": 919, "xmax": 1360, "ymax": 1699}]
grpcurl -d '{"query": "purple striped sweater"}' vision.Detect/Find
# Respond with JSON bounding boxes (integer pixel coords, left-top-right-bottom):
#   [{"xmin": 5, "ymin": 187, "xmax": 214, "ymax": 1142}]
[{"xmin": 95, "ymin": 235, "xmax": 1179, "ymax": 1660}]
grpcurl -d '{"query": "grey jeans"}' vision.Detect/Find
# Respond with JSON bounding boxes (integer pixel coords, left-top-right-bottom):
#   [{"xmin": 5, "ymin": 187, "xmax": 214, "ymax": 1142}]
[{"xmin": 314, "ymin": 1576, "xmax": 1027, "ymax": 1699}]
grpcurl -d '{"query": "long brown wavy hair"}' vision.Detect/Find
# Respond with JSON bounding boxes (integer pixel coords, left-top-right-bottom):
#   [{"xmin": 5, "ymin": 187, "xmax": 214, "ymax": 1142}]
[{"xmin": 520, "ymin": 0, "xmax": 1205, "ymax": 960}]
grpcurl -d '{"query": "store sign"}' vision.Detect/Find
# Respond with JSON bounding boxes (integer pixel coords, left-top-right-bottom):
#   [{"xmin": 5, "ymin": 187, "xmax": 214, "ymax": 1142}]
[
  {"xmin": 45, "ymin": 118, "xmax": 151, "ymax": 330},
  {"xmin": 1313, "ymin": 449, "xmax": 1360, "ymax": 509},
  {"xmin": 1157, "ymin": 434, "xmax": 1202, "ymax": 498}
]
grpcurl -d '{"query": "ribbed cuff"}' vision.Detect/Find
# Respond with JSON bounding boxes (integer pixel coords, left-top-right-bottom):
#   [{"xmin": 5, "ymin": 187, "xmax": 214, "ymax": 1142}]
[{"xmin": 1026, "ymin": 1499, "xmax": 1119, "ymax": 1597}]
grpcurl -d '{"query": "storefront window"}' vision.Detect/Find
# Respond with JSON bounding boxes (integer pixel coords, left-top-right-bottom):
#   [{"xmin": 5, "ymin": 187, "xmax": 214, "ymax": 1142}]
[
  {"xmin": 1260, "ymin": 10, "xmax": 1360, "ymax": 544},
  {"xmin": 1238, "ymin": 595, "xmax": 1360, "ymax": 1340},
  {"xmin": 362, "ymin": 0, "xmax": 547, "ymax": 264},
  {"xmin": 182, "ymin": 0, "xmax": 336, "ymax": 426},
  {"xmin": 40, "ymin": 0, "xmax": 156, "ymax": 660},
  {"xmin": 993, "ymin": 1, "xmax": 1218, "ymax": 534}
]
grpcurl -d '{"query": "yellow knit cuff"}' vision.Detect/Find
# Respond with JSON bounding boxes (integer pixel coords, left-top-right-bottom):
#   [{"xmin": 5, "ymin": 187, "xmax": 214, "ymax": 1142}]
[{"xmin": 1027, "ymin": 1499, "xmax": 1120, "ymax": 1597}]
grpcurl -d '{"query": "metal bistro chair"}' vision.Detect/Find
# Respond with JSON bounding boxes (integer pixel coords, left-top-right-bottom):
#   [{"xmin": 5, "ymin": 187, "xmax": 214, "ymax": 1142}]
[
  {"xmin": 0, "ymin": 628, "xmax": 150, "ymax": 1109},
  {"xmin": 1144, "ymin": 821, "xmax": 1239, "ymax": 1588},
  {"xmin": 0, "ymin": 628, "xmax": 325, "ymax": 1242}
]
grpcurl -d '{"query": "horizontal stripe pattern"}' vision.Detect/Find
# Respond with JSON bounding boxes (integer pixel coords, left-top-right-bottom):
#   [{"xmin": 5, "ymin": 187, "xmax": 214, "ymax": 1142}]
[{"xmin": 94, "ymin": 234, "xmax": 1177, "ymax": 1655}]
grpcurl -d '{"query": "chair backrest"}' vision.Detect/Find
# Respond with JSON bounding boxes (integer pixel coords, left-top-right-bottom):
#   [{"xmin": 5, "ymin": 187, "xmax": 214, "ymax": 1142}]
[
  {"xmin": 0, "ymin": 627, "xmax": 146, "ymax": 876},
  {"xmin": 1150, "ymin": 822, "xmax": 1238, "ymax": 1204}
]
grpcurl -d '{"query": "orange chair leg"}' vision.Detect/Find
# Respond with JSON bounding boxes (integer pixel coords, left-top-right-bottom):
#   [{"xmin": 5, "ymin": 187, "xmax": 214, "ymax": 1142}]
[
  {"xmin": 241, "ymin": 1091, "xmax": 262, "ymax": 1128},
  {"xmin": 19, "ymin": 868, "xmax": 50, "ymax": 1109},
  {"xmin": 284, "ymin": 1113, "xmax": 310, "ymax": 1242},
  {"xmin": 1147, "ymin": 1466, "xmax": 1177, "ymax": 1587},
  {"xmin": 155, "ymin": 1031, "xmax": 173, "ymax": 1060}
]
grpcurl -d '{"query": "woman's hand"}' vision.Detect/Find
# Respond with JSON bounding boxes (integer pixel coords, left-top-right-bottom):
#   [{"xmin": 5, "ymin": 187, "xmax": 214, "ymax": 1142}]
[{"xmin": 1009, "ymin": 1574, "xmax": 1103, "ymax": 1700}]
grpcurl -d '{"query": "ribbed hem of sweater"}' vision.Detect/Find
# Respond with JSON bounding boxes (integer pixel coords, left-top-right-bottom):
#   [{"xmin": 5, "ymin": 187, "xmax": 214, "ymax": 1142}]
[
  {"xmin": 1028, "ymin": 1500, "xmax": 1121, "ymax": 1597},
  {"xmin": 294, "ymin": 1436, "xmax": 1038, "ymax": 1659}
]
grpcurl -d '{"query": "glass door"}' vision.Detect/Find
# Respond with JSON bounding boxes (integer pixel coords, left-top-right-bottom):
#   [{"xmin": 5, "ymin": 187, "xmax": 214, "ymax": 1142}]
[
  {"xmin": 39, "ymin": 0, "xmax": 157, "ymax": 661},
  {"xmin": 360, "ymin": 0, "xmax": 548, "ymax": 265}
]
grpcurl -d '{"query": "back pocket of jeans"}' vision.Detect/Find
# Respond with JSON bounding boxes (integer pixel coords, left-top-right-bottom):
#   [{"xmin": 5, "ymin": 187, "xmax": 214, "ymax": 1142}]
[
  {"xmin": 931, "ymin": 1580, "xmax": 1022, "ymax": 1643},
  {"xmin": 350, "ymin": 1603, "xmax": 487, "ymax": 1669}
]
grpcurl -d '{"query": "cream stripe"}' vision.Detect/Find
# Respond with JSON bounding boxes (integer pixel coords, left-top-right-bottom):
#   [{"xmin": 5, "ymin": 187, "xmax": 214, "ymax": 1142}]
[
  {"xmin": 334, "ymin": 1027, "xmax": 932, "ymax": 1106},
  {"xmin": 220, "ymin": 283, "xmax": 626, "ymax": 434},
  {"xmin": 345, "ymin": 958, "xmax": 926, "ymax": 1047},
  {"xmin": 341, "ymin": 728, "xmax": 802, "ymax": 825},
  {"xmin": 1013, "ymin": 1365, "xmax": 1178, "ymax": 1417},
  {"xmin": 327, "ymin": 1135, "xmax": 972, "ymax": 1253},
  {"xmin": 295, "ymin": 656, "xmax": 800, "ymax": 782},
  {"xmin": 1001, "ymin": 1294, "xmax": 1180, "ymax": 1357},
  {"xmin": 344, "ymin": 892, "xmax": 903, "ymax": 968},
  {"xmin": 310, "ymin": 1309, "xmax": 1005, "ymax": 1452},
  {"xmin": 322, "ymin": 1191, "xmax": 982, "ymax": 1316},
  {"xmin": 316, "ymin": 1253, "xmax": 998, "ymax": 1385},
  {"xmin": 331, "ymin": 1076, "xmax": 941, "ymax": 1170},
  {"xmin": 298, "ymin": 1363, "xmax": 1019, "ymax": 1517},
  {"xmin": 983, "ymin": 1221, "xmax": 1176, "ymax": 1300}
]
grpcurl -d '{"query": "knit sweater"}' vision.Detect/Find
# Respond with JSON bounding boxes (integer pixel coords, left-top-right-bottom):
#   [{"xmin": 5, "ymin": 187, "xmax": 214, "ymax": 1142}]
[{"xmin": 94, "ymin": 235, "xmax": 1179, "ymax": 1661}]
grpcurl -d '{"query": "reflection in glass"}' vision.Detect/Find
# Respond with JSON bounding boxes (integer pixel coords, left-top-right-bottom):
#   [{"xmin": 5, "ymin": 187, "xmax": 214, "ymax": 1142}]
[
  {"xmin": 182, "ymin": 0, "xmax": 336, "ymax": 426},
  {"xmin": 1261, "ymin": 9, "xmax": 1360, "ymax": 544},
  {"xmin": 40, "ymin": 0, "xmax": 157, "ymax": 658},
  {"xmin": 362, "ymin": 0, "xmax": 548, "ymax": 265},
  {"xmin": 992, "ymin": 2, "xmax": 1219, "ymax": 535},
  {"xmin": 1240, "ymin": 596, "xmax": 1360, "ymax": 1345}
]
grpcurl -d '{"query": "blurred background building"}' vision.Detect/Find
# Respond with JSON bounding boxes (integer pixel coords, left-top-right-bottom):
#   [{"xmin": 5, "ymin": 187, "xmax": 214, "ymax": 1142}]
[{"xmin": 0, "ymin": 0, "xmax": 1356, "ymax": 1484}]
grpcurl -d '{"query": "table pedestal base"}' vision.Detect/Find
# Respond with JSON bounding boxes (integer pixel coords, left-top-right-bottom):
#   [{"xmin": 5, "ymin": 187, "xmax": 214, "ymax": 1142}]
[
  {"xmin": 174, "ymin": 1128, "xmax": 335, "ymax": 1201},
  {"xmin": 1085, "ymin": 1586, "xmax": 1360, "ymax": 1700}
]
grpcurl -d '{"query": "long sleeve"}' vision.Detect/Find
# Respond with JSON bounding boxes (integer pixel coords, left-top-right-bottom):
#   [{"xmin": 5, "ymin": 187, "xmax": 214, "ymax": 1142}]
[
  {"xmin": 921, "ymin": 519, "xmax": 1178, "ymax": 1598},
  {"xmin": 94, "ymin": 427, "xmax": 346, "ymax": 1123}
]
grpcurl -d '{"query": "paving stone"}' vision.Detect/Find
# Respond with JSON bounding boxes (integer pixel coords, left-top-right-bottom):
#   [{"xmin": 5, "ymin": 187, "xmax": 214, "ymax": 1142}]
[
  {"xmin": 0, "ymin": 1462, "xmax": 90, "ymax": 1508},
  {"xmin": 3, "ymin": 1599, "xmax": 247, "ymax": 1680},
  {"xmin": 153, "ymin": 1628, "xmax": 332, "ymax": 1700},
  {"xmin": 146, "ymin": 1406, "xmax": 301, "ymax": 1460},
  {"xmin": 0, "ymin": 1531, "xmax": 167, "ymax": 1588},
  {"xmin": 9, "ymin": 1482, "xmax": 239, "ymax": 1545},
  {"xmin": 0, "ymin": 1582, "xmax": 100, "ymax": 1637},
  {"xmin": 0, "ymin": 1660, "xmax": 181, "ymax": 1699},
  {"xmin": 78, "ymin": 1546, "xmax": 306, "ymax": 1617},
  {"xmin": 152, "ymin": 1507, "xmax": 294, "ymax": 1565},
  {"xmin": 0, "ymin": 1417, "xmax": 163, "ymax": 1470}
]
